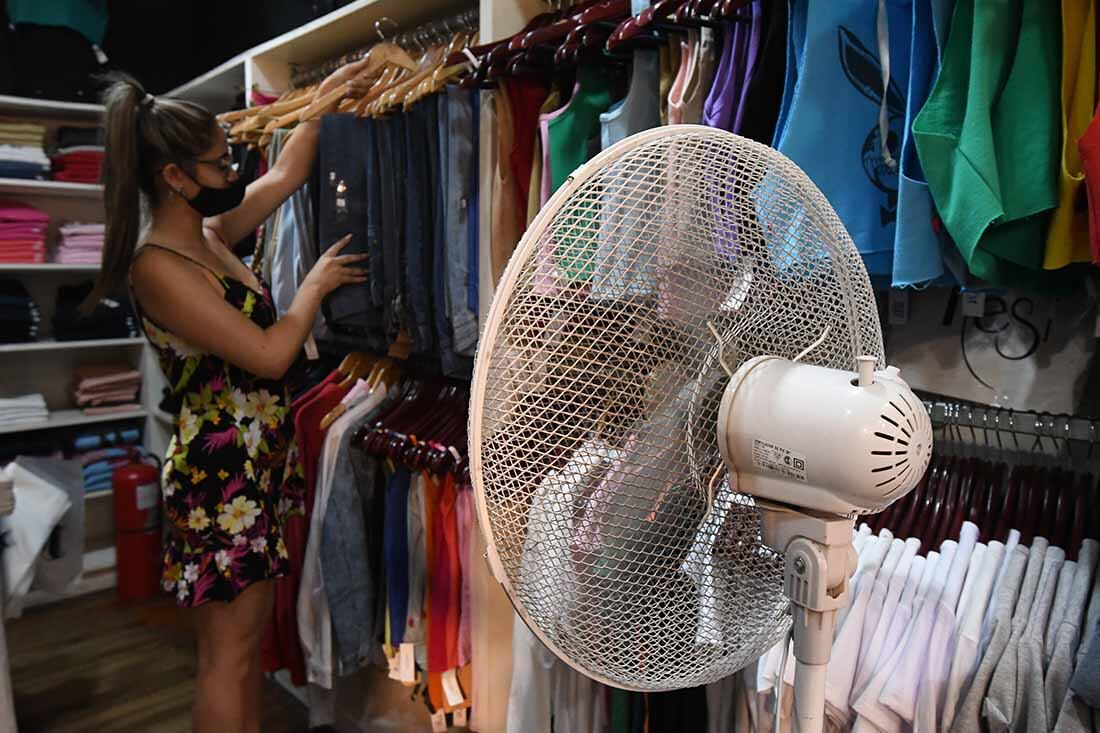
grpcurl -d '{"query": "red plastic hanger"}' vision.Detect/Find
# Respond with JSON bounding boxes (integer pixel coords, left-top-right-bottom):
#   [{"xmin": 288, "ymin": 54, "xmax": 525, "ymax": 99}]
[{"xmin": 993, "ymin": 464, "xmax": 1021, "ymax": 544}]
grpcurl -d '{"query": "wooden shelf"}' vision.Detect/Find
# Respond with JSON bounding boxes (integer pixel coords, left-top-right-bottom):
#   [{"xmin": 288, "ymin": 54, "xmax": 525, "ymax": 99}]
[
  {"xmin": 167, "ymin": 53, "xmax": 247, "ymax": 112},
  {"xmin": 0, "ymin": 95, "xmax": 103, "ymax": 119},
  {"xmin": 0, "ymin": 178, "xmax": 102, "ymax": 198},
  {"xmin": 0, "ymin": 337, "xmax": 144, "ymax": 354},
  {"xmin": 0, "ymin": 263, "xmax": 99, "ymax": 273},
  {"xmin": 0, "ymin": 408, "xmax": 148, "ymax": 435},
  {"xmin": 84, "ymin": 487, "xmax": 113, "ymax": 500}
]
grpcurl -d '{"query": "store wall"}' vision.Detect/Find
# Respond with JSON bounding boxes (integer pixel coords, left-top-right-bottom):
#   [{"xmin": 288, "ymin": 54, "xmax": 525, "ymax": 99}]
[{"xmin": 886, "ymin": 288, "xmax": 1095, "ymax": 416}]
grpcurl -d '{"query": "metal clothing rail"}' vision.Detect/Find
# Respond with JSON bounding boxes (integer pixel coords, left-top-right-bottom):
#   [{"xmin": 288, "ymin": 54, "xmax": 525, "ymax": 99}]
[
  {"xmin": 289, "ymin": 7, "xmax": 479, "ymax": 89},
  {"xmin": 916, "ymin": 390, "xmax": 1097, "ymax": 449}
]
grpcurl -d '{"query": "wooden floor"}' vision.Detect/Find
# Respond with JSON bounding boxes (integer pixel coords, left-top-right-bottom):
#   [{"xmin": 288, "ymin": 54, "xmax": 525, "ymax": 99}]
[{"xmin": 7, "ymin": 591, "xmax": 310, "ymax": 733}]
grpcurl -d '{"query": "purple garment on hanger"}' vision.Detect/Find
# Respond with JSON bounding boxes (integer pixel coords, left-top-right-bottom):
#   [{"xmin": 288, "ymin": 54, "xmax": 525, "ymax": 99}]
[
  {"xmin": 704, "ymin": 3, "xmax": 766, "ymax": 132},
  {"xmin": 702, "ymin": 24, "xmax": 736, "ymax": 129},
  {"xmin": 730, "ymin": 2, "xmax": 764, "ymax": 134}
]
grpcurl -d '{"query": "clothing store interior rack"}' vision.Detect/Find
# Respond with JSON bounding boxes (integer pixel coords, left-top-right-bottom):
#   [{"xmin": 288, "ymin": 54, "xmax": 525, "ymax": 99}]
[{"xmin": 0, "ymin": 95, "xmax": 171, "ymax": 608}]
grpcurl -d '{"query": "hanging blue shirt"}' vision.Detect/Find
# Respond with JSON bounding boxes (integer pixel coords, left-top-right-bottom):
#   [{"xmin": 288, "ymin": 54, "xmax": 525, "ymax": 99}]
[
  {"xmin": 775, "ymin": 0, "xmax": 913, "ymax": 282},
  {"xmin": 892, "ymin": 0, "xmax": 958, "ymax": 287}
]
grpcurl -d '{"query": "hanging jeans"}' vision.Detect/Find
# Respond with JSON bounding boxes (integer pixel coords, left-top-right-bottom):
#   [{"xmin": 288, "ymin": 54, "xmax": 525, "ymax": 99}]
[
  {"xmin": 446, "ymin": 86, "xmax": 480, "ymax": 357},
  {"xmin": 377, "ymin": 115, "xmax": 406, "ymax": 344},
  {"xmin": 318, "ymin": 114, "xmax": 385, "ymax": 351},
  {"xmin": 435, "ymin": 93, "xmax": 474, "ymax": 378},
  {"xmin": 403, "ymin": 103, "xmax": 436, "ymax": 356}
]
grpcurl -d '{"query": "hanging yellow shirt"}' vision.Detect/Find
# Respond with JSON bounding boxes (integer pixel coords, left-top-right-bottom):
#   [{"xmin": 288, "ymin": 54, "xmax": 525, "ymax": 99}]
[{"xmin": 1044, "ymin": 0, "xmax": 1097, "ymax": 269}]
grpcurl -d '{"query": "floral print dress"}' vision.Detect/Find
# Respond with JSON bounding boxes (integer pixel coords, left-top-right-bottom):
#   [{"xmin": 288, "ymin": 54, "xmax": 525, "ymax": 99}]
[{"xmin": 134, "ymin": 245, "xmax": 305, "ymax": 607}]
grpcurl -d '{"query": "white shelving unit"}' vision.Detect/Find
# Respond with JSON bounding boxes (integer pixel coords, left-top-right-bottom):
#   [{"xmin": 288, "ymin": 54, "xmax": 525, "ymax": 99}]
[
  {"xmin": 0, "ymin": 263, "xmax": 99, "ymax": 273},
  {"xmin": 0, "ymin": 408, "xmax": 149, "ymax": 436},
  {"xmin": 0, "ymin": 337, "xmax": 145, "ymax": 354},
  {"xmin": 0, "ymin": 95, "xmax": 168, "ymax": 608},
  {"xmin": 168, "ymin": 0, "xmax": 471, "ymax": 111},
  {"xmin": 0, "ymin": 178, "xmax": 103, "ymax": 198},
  {"xmin": 0, "ymin": 95, "xmax": 103, "ymax": 118}
]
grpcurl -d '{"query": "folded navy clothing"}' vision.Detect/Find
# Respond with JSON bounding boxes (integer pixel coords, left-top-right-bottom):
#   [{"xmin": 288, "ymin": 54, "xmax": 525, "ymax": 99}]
[
  {"xmin": 0, "ymin": 161, "xmax": 49, "ymax": 178},
  {"xmin": 53, "ymin": 281, "xmax": 139, "ymax": 339},
  {"xmin": 58, "ymin": 127, "xmax": 104, "ymax": 149}
]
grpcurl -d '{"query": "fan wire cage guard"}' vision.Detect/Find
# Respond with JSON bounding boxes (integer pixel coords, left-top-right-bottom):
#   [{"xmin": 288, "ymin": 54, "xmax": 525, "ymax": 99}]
[{"xmin": 470, "ymin": 126, "xmax": 884, "ymax": 691}]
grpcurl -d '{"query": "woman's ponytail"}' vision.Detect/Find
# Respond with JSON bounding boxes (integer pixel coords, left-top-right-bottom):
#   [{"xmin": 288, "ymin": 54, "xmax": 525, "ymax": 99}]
[
  {"xmin": 88, "ymin": 75, "xmax": 146, "ymax": 308},
  {"xmin": 86, "ymin": 72, "xmax": 218, "ymax": 310}
]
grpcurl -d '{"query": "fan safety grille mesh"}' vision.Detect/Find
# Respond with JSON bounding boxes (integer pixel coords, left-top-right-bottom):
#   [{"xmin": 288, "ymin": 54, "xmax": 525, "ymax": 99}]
[{"xmin": 472, "ymin": 127, "xmax": 884, "ymax": 691}]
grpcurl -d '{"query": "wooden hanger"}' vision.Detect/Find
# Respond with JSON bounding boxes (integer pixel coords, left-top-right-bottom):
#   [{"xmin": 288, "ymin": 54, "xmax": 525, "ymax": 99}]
[
  {"xmin": 297, "ymin": 42, "xmax": 419, "ymax": 123},
  {"xmin": 407, "ymin": 31, "xmax": 471, "ymax": 106}
]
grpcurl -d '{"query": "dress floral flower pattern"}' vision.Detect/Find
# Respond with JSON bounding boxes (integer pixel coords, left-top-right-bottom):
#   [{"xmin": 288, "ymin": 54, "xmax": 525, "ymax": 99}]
[{"xmin": 136, "ymin": 270, "xmax": 304, "ymax": 607}]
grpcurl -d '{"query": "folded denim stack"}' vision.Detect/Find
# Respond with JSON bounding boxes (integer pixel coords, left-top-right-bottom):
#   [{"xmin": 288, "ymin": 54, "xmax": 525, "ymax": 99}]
[
  {"xmin": 71, "ymin": 363, "xmax": 142, "ymax": 416},
  {"xmin": 0, "ymin": 394, "xmax": 48, "ymax": 428},
  {"xmin": 0, "ymin": 278, "xmax": 41, "ymax": 343},
  {"xmin": 0, "ymin": 121, "xmax": 49, "ymax": 180},
  {"xmin": 0, "ymin": 200, "xmax": 49, "ymax": 264},
  {"xmin": 51, "ymin": 146, "xmax": 104, "ymax": 184},
  {"xmin": 55, "ymin": 222, "xmax": 104, "ymax": 265},
  {"xmin": 52, "ymin": 281, "xmax": 139, "ymax": 341},
  {"xmin": 79, "ymin": 445, "xmax": 146, "ymax": 494}
]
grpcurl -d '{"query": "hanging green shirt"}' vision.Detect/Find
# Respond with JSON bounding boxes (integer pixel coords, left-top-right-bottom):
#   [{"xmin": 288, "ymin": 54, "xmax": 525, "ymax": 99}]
[
  {"xmin": 7, "ymin": 0, "xmax": 108, "ymax": 46},
  {"xmin": 547, "ymin": 66, "xmax": 615, "ymax": 282},
  {"xmin": 912, "ymin": 0, "xmax": 1066, "ymax": 290}
]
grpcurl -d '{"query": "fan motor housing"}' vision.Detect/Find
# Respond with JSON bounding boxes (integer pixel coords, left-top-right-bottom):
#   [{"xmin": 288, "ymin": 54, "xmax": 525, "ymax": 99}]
[{"xmin": 718, "ymin": 356, "xmax": 933, "ymax": 516}]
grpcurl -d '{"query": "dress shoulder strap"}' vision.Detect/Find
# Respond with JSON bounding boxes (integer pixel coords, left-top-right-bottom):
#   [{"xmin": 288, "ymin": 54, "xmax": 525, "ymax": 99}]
[{"xmin": 133, "ymin": 243, "xmax": 228, "ymax": 287}]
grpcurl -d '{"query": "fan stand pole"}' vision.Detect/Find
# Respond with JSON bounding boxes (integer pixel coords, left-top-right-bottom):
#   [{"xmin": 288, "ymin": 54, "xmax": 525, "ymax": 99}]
[{"xmin": 757, "ymin": 501, "xmax": 858, "ymax": 733}]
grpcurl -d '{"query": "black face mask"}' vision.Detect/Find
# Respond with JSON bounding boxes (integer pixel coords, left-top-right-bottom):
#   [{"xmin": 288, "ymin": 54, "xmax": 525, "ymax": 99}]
[{"xmin": 183, "ymin": 176, "xmax": 246, "ymax": 218}]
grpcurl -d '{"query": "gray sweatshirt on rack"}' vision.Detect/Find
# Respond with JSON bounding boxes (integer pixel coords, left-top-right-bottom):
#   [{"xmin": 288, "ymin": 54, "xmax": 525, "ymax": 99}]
[
  {"xmin": 983, "ymin": 537, "xmax": 1050, "ymax": 732},
  {"xmin": 1018, "ymin": 544, "xmax": 1066, "ymax": 732},
  {"xmin": 1046, "ymin": 541, "xmax": 1099, "ymax": 726},
  {"xmin": 950, "ymin": 545, "xmax": 1030, "ymax": 733}
]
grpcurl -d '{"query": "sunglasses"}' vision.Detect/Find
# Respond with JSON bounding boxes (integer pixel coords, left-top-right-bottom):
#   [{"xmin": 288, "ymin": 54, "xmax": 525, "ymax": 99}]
[{"xmin": 192, "ymin": 151, "xmax": 239, "ymax": 176}]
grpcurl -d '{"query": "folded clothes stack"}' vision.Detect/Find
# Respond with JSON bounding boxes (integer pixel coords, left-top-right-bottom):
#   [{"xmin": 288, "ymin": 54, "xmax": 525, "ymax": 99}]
[
  {"xmin": 0, "ymin": 278, "xmax": 41, "ymax": 343},
  {"xmin": 57, "ymin": 126, "xmax": 103, "ymax": 150},
  {"xmin": 51, "ymin": 146, "xmax": 104, "ymax": 184},
  {"xmin": 52, "ymin": 281, "xmax": 139, "ymax": 341},
  {"xmin": 71, "ymin": 363, "xmax": 142, "ymax": 415},
  {"xmin": 55, "ymin": 222, "xmax": 104, "ymax": 265},
  {"xmin": 0, "ymin": 200, "xmax": 49, "ymax": 264},
  {"xmin": 0, "ymin": 121, "xmax": 49, "ymax": 180},
  {"xmin": 78, "ymin": 445, "xmax": 147, "ymax": 494},
  {"xmin": 70, "ymin": 425, "xmax": 142, "ymax": 454},
  {"xmin": 0, "ymin": 394, "xmax": 48, "ymax": 428}
]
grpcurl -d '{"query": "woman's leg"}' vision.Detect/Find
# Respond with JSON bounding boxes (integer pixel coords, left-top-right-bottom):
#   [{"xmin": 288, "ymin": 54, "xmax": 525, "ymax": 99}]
[
  {"xmin": 192, "ymin": 580, "xmax": 274, "ymax": 733},
  {"xmin": 244, "ymin": 582, "xmax": 275, "ymax": 733}
]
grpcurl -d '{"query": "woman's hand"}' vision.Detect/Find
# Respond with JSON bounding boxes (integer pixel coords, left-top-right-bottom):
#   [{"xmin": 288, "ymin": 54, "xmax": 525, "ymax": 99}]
[
  {"xmin": 315, "ymin": 57, "xmax": 376, "ymax": 102},
  {"xmin": 303, "ymin": 235, "xmax": 369, "ymax": 297}
]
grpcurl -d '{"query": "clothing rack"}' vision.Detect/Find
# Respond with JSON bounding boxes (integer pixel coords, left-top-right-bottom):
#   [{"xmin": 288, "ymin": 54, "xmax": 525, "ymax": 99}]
[
  {"xmin": 289, "ymin": 7, "xmax": 480, "ymax": 89},
  {"xmin": 916, "ymin": 390, "xmax": 1097, "ymax": 455}
]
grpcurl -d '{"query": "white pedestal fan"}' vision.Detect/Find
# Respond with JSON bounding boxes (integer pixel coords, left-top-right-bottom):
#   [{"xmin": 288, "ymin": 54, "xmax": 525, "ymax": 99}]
[{"xmin": 469, "ymin": 126, "xmax": 933, "ymax": 732}]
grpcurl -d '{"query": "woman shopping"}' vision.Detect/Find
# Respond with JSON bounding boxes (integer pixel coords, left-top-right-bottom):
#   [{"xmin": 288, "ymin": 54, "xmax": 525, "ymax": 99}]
[{"xmin": 90, "ymin": 61, "xmax": 372, "ymax": 733}]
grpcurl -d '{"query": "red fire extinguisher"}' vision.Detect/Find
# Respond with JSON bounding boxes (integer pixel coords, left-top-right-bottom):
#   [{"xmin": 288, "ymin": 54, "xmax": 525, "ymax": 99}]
[{"xmin": 112, "ymin": 459, "xmax": 163, "ymax": 602}]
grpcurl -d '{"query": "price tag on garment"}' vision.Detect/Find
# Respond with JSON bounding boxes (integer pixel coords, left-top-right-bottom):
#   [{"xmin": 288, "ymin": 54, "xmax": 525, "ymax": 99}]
[
  {"xmin": 398, "ymin": 642, "xmax": 417, "ymax": 684},
  {"xmin": 303, "ymin": 334, "xmax": 319, "ymax": 361},
  {"xmin": 431, "ymin": 709, "xmax": 448, "ymax": 732},
  {"xmin": 386, "ymin": 650, "xmax": 401, "ymax": 681},
  {"xmin": 962, "ymin": 291, "xmax": 986, "ymax": 318},
  {"xmin": 454, "ymin": 707, "xmax": 467, "ymax": 727},
  {"xmin": 887, "ymin": 289, "xmax": 909, "ymax": 326},
  {"xmin": 441, "ymin": 668, "xmax": 465, "ymax": 708}
]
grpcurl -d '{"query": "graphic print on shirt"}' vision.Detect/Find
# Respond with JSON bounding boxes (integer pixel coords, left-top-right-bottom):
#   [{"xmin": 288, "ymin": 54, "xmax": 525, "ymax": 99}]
[{"xmin": 837, "ymin": 26, "xmax": 904, "ymax": 226}]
